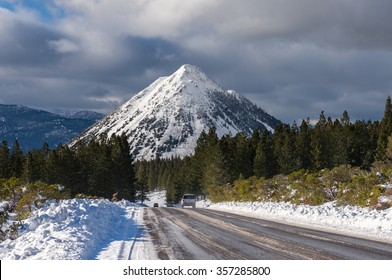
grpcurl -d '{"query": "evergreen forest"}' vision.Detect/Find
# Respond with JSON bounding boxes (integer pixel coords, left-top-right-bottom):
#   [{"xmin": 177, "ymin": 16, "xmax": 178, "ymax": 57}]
[
  {"xmin": 0, "ymin": 134, "xmax": 135, "ymax": 200},
  {"xmin": 2, "ymin": 97, "xmax": 392, "ymax": 212}
]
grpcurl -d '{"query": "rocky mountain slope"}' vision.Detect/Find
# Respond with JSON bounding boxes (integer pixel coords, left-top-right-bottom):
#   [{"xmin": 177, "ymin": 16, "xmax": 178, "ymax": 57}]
[{"xmin": 71, "ymin": 64, "xmax": 281, "ymax": 160}]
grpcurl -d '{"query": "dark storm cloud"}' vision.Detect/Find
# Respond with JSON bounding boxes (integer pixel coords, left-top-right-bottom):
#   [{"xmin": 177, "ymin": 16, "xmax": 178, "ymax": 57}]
[
  {"xmin": 85, "ymin": 86, "xmax": 110, "ymax": 98},
  {"xmin": 100, "ymin": 37, "xmax": 183, "ymax": 88},
  {"xmin": 1, "ymin": 1, "xmax": 392, "ymax": 123},
  {"xmin": 0, "ymin": 16, "xmax": 61, "ymax": 66},
  {"xmin": 0, "ymin": 7, "xmax": 180, "ymax": 112},
  {"xmin": 210, "ymin": 0, "xmax": 392, "ymax": 51}
]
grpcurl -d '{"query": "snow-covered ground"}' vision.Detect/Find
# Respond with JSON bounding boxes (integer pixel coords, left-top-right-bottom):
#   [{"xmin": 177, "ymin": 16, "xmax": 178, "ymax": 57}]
[
  {"xmin": 0, "ymin": 199, "xmax": 157, "ymax": 260},
  {"xmin": 0, "ymin": 190, "xmax": 391, "ymax": 260}
]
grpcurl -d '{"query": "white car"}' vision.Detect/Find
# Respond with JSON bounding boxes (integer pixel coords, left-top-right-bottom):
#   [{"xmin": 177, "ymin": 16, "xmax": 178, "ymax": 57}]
[{"xmin": 180, "ymin": 194, "xmax": 196, "ymax": 208}]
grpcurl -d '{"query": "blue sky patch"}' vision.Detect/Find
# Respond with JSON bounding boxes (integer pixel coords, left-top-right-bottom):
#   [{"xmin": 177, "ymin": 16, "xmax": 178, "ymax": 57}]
[{"xmin": 0, "ymin": 0, "xmax": 64, "ymax": 21}]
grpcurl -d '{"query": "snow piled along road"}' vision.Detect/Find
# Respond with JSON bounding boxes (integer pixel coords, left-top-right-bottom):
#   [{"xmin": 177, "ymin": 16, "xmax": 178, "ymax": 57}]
[
  {"xmin": 0, "ymin": 191, "xmax": 391, "ymax": 260},
  {"xmin": 0, "ymin": 199, "xmax": 156, "ymax": 260},
  {"xmin": 200, "ymin": 201, "xmax": 392, "ymax": 243}
]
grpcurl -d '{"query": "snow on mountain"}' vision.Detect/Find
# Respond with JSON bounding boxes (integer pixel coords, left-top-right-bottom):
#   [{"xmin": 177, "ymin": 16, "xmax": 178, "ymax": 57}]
[{"xmin": 71, "ymin": 64, "xmax": 281, "ymax": 160}]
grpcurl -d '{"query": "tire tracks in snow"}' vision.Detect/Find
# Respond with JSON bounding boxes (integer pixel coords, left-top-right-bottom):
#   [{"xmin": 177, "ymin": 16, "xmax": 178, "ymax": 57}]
[{"xmin": 95, "ymin": 206, "xmax": 147, "ymax": 260}]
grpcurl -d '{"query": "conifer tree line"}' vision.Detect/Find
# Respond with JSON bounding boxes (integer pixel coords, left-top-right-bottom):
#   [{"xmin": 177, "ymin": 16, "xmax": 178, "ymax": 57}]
[
  {"xmin": 0, "ymin": 134, "xmax": 135, "ymax": 200},
  {"xmin": 1, "ymin": 97, "xmax": 392, "ymax": 203},
  {"xmin": 135, "ymin": 97, "xmax": 392, "ymax": 202}
]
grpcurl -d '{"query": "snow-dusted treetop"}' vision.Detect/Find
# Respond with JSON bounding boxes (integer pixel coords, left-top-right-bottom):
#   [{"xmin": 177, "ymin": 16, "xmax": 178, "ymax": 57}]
[{"xmin": 71, "ymin": 64, "xmax": 281, "ymax": 160}]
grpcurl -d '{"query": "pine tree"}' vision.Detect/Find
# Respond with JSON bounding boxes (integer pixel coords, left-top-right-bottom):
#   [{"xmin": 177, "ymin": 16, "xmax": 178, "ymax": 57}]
[
  {"xmin": 109, "ymin": 134, "xmax": 135, "ymax": 199},
  {"xmin": 376, "ymin": 96, "xmax": 392, "ymax": 161},
  {"xmin": 48, "ymin": 146, "xmax": 83, "ymax": 197},
  {"xmin": 219, "ymin": 134, "xmax": 237, "ymax": 182},
  {"xmin": 194, "ymin": 128, "xmax": 227, "ymax": 191},
  {"xmin": 338, "ymin": 111, "xmax": 351, "ymax": 165},
  {"xmin": 330, "ymin": 118, "xmax": 347, "ymax": 167},
  {"xmin": 135, "ymin": 160, "xmax": 148, "ymax": 202},
  {"xmin": 97, "ymin": 140, "xmax": 115, "ymax": 197},
  {"xmin": 11, "ymin": 140, "xmax": 24, "ymax": 178},
  {"xmin": 285, "ymin": 122, "xmax": 300, "ymax": 173},
  {"xmin": 364, "ymin": 120, "xmax": 379, "ymax": 168},
  {"xmin": 385, "ymin": 135, "xmax": 392, "ymax": 162},
  {"xmin": 253, "ymin": 131, "xmax": 276, "ymax": 178},
  {"xmin": 0, "ymin": 140, "xmax": 11, "ymax": 179},
  {"xmin": 273, "ymin": 124, "xmax": 287, "ymax": 174},
  {"xmin": 296, "ymin": 119, "xmax": 312, "ymax": 170},
  {"xmin": 311, "ymin": 111, "xmax": 328, "ymax": 170},
  {"xmin": 273, "ymin": 124, "xmax": 298, "ymax": 174},
  {"xmin": 21, "ymin": 146, "xmax": 49, "ymax": 183},
  {"xmin": 233, "ymin": 133, "xmax": 253, "ymax": 179},
  {"xmin": 183, "ymin": 156, "xmax": 202, "ymax": 195},
  {"xmin": 147, "ymin": 157, "xmax": 159, "ymax": 191},
  {"xmin": 157, "ymin": 161, "xmax": 167, "ymax": 188},
  {"xmin": 349, "ymin": 120, "xmax": 371, "ymax": 168},
  {"xmin": 324, "ymin": 116, "xmax": 335, "ymax": 168},
  {"xmin": 249, "ymin": 129, "xmax": 262, "ymax": 174},
  {"xmin": 23, "ymin": 151, "xmax": 39, "ymax": 183},
  {"xmin": 202, "ymin": 128, "xmax": 227, "ymax": 190}
]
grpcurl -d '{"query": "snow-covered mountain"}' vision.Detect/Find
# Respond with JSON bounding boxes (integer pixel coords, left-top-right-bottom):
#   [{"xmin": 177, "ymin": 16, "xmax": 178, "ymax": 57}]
[{"xmin": 71, "ymin": 64, "xmax": 281, "ymax": 160}]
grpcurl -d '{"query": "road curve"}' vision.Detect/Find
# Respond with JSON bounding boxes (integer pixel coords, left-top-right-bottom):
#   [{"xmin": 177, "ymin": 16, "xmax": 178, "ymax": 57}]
[{"xmin": 143, "ymin": 207, "xmax": 392, "ymax": 260}]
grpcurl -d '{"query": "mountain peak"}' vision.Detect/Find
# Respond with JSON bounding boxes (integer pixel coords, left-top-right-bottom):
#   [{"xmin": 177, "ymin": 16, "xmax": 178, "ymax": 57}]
[
  {"xmin": 165, "ymin": 64, "xmax": 223, "ymax": 94},
  {"xmin": 176, "ymin": 64, "xmax": 204, "ymax": 76},
  {"xmin": 71, "ymin": 66, "xmax": 281, "ymax": 160}
]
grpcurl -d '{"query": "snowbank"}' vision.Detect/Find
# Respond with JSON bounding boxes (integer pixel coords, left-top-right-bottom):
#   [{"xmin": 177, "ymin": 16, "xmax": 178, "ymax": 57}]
[
  {"xmin": 0, "ymin": 199, "xmax": 141, "ymax": 260},
  {"xmin": 199, "ymin": 200, "xmax": 392, "ymax": 243}
]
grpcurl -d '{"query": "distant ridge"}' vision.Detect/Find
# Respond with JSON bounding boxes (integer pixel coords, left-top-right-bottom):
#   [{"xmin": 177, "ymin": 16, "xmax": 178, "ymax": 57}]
[
  {"xmin": 0, "ymin": 104, "xmax": 103, "ymax": 151},
  {"xmin": 57, "ymin": 110, "xmax": 104, "ymax": 122}
]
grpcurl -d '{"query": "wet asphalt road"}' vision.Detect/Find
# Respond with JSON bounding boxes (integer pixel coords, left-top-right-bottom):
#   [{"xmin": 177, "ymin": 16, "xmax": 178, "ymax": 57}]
[{"xmin": 144, "ymin": 207, "xmax": 392, "ymax": 260}]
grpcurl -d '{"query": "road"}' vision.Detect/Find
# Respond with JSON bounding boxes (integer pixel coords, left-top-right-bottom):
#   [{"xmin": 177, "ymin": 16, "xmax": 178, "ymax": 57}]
[{"xmin": 144, "ymin": 207, "xmax": 392, "ymax": 260}]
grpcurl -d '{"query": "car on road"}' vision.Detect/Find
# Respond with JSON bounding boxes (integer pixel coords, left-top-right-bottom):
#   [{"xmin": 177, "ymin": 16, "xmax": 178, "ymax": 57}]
[{"xmin": 181, "ymin": 194, "xmax": 196, "ymax": 208}]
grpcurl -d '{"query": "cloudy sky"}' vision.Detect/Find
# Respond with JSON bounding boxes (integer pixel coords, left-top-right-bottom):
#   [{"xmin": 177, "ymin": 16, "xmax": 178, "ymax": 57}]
[{"xmin": 1, "ymin": 0, "xmax": 392, "ymax": 123}]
